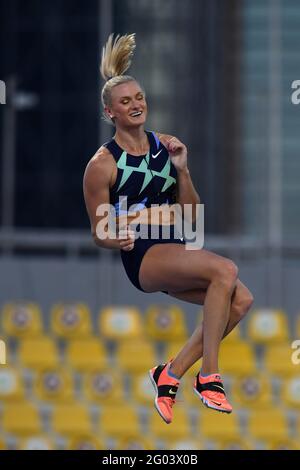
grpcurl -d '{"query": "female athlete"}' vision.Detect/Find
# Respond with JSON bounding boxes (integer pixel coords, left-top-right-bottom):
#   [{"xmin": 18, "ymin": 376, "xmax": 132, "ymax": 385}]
[{"xmin": 83, "ymin": 33, "xmax": 254, "ymax": 423}]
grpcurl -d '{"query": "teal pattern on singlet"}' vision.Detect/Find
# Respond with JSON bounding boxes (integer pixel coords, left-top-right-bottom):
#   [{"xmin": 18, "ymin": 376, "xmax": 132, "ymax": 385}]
[
  {"xmin": 116, "ymin": 150, "xmax": 175, "ymax": 194},
  {"xmin": 104, "ymin": 130, "xmax": 178, "ymax": 216}
]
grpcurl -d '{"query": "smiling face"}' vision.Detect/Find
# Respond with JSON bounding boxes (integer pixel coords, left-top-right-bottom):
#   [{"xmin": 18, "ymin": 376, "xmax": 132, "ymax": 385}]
[{"xmin": 105, "ymin": 80, "xmax": 147, "ymax": 128}]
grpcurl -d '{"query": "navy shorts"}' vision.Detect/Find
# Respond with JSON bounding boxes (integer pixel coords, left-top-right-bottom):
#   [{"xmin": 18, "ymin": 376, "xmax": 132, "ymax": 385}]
[{"xmin": 120, "ymin": 224, "xmax": 185, "ymax": 293}]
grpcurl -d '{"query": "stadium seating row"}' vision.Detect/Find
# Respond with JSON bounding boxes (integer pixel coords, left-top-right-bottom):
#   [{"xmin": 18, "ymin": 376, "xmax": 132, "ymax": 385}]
[
  {"xmin": 0, "ymin": 402, "xmax": 300, "ymax": 446},
  {"xmin": 1, "ymin": 335, "xmax": 300, "ymax": 378},
  {"xmin": 1, "ymin": 302, "xmax": 299, "ymax": 343},
  {"xmin": 1, "ymin": 432, "xmax": 299, "ymax": 451},
  {"xmin": 1, "ymin": 366, "xmax": 300, "ymax": 407},
  {"xmin": 1, "ymin": 302, "xmax": 300, "ymax": 451}
]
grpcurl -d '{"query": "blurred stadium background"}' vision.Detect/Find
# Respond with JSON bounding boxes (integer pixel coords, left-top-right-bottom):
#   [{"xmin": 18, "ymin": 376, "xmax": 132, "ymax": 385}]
[{"xmin": 0, "ymin": 0, "xmax": 300, "ymax": 451}]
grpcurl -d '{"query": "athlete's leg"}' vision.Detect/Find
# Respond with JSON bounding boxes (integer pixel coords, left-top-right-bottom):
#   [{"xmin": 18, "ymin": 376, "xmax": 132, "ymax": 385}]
[
  {"xmin": 139, "ymin": 243, "xmax": 238, "ymax": 374},
  {"xmin": 166, "ymin": 279, "xmax": 254, "ymax": 378}
]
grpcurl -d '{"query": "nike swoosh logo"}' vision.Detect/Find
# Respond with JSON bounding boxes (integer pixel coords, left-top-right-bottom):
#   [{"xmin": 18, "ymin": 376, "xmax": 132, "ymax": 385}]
[
  {"xmin": 210, "ymin": 399, "xmax": 222, "ymax": 406},
  {"xmin": 152, "ymin": 149, "xmax": 162, "ymax": 159},
  {"xmin": 169, "ymin": 389, "xmax": 177, "ymax": 395}
]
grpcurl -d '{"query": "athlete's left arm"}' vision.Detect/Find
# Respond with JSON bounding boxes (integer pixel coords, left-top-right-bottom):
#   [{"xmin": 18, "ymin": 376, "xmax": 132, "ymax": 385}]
[{"xmin": 157, "ymin": 133, "xmax": 200, "ymax": 222}]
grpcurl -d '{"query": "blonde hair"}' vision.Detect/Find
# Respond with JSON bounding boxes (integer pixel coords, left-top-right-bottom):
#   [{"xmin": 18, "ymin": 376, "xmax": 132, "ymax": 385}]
[{"xmin": 100, "ymin": 33, "xmax": 143, "ymax": 125}]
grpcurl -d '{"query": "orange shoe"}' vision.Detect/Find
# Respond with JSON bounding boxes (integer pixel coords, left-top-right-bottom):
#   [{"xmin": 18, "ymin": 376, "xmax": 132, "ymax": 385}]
[
  {"xmin": 149, "ymin": 362, "xmax": 180, "ymax": 424},
  {"xmin": 193, "ymin": 372, "xmax": 232, "ymax": 414}
]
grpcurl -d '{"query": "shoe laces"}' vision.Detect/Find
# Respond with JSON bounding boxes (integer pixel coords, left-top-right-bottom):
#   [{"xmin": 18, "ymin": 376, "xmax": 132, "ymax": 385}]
[
  {"xmin": 205, "ymin": 390, "xmax": 226, "ymax": 402},
  {"xmin": 164, "ymin": 395, "xmax": 177, "ymax": 408},
  {"xmin": 170, "ymin": 398, "xmax": 175, "ymax": 408}
]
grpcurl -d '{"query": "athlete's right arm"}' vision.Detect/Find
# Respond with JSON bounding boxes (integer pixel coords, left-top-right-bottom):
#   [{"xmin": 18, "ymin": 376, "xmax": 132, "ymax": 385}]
[{"xmin": 83, "ymin": 147, "xmax": 135, "ymax": 251}]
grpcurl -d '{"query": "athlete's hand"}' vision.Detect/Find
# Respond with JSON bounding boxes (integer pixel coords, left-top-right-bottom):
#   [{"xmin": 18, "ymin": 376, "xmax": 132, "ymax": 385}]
[
  {"xmin": 118, "ymin": 226, "xmax": 135, "ymax": 251},
  {"xmin": 166, "ymin": 136, "xmax": 188, "ymax": 171}
]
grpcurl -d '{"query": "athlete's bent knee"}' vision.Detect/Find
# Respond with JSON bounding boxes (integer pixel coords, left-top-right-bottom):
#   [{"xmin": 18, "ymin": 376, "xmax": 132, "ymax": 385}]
[
  {"xmin": 213, "ymin": 260, "xmax": 239, "ymax": 292},
  {"xmin": 232, "ymin": 291, "xmax": 254, "ymax": 321}
]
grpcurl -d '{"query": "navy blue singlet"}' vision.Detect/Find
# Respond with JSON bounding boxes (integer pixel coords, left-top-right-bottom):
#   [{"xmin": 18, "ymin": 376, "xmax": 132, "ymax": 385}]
[{"xmin": 104, "ymin": 130, "xmax": 185, "ymax": 293}]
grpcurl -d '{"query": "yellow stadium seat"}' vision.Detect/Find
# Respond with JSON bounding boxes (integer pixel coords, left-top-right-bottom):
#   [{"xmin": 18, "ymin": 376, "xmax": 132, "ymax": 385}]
[
  {"xmin": 2, "ymin": 402, "xmax": 42, "ymax": 436},
  {"xmin": 222, "ymin": 324, "xmax": 242, "ymax": 344},
  {"xmin": 99, "ymin": 305, "xmax": 143, "ymax": 340},
  {"xmin": 50, "ymin": 303, "xmax": 92, "ymax": 338},
  {"xmin": 34, "ymin": 368, "xmax": 74, "ymax": 402},
  {"xmin": 247, "ymin": 308, "xmax": 289, "ymax": 344},
  {"xmin": 67, "ymin": 434, "xmax": 105, "ymax": 450},
  {"xmin": 131, "ymin": 372, "xmax": 154, "ymax": 405},
  {"xmin": 51, "ymin": 403, "xmax": 92, "ymax": 436},
  {"xmin": 82, "ymin": 369, "xmax": 124, "ymax": 404},
  {"xmin": 216, "ymin": 438, "xmax": 253, "ymax": 450},
  {"xmin": 0, "ymin": 438, "xmax": 6, "ymax": 450},
  {"xmin": 116, "ymin": 436, "xmax": 155, "ymax": 450},
  {"xmin": 100, "ymin": 405, "xmax": 140, "ymax": 438},
  {"xmin": 231, "ymin": 374, "xmax": 273, "ymax": 408},
  {"xmin": 19, "ymin": 436, "xmax": 54, "ymax": 450},
  {"xmin": 149, "ymin": 407, "xmax": 191, "ymax": 440},
  {"xmin": 264, "ymin": 342, "xmax": 298, "ymax": 377},
  {"xmin": 0, "ymin": 367, "xmax": 25, "ymax": 401},
  {"xmin": 219, "ymin": 341, "xmax": 256, "ymax": 376},
  {"xmin": 164, "ymin": 342, "xmax": 200, "ymax": 377},
  {"xmin": 1, "ymin": 302, "xmax": 43, "ymax": 338},
  {"xmin": 199, "ymin": 409, "xmax": 240, "ymax": 441},
  {"xmin": 115, "ymin": 339, "xmax": 156, "ymax": 373},
  {"xmin": 248, "ymin": 409, "xmax": 289, "ymax": 441},
  {"xmin": 265, "ymin": 439, "xmax": 300, "ymax": 450},
  {"xmin": 65, "ymin": 337, "xmax": 107, "ymax": 372},
  {"xmin": 18, "ymin": 336, "xmax": 59, "ymax": 370},
  {"xmin": 166, "ymin": 439, "xmax": 203, "ymax": 450},
  {"xmin": 145, "ymin": 304, "xmax": 188, "ymax": 342},
  {"xmin": 281, "ymin": 375, "xmax": 300, "ymax": 408}
]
